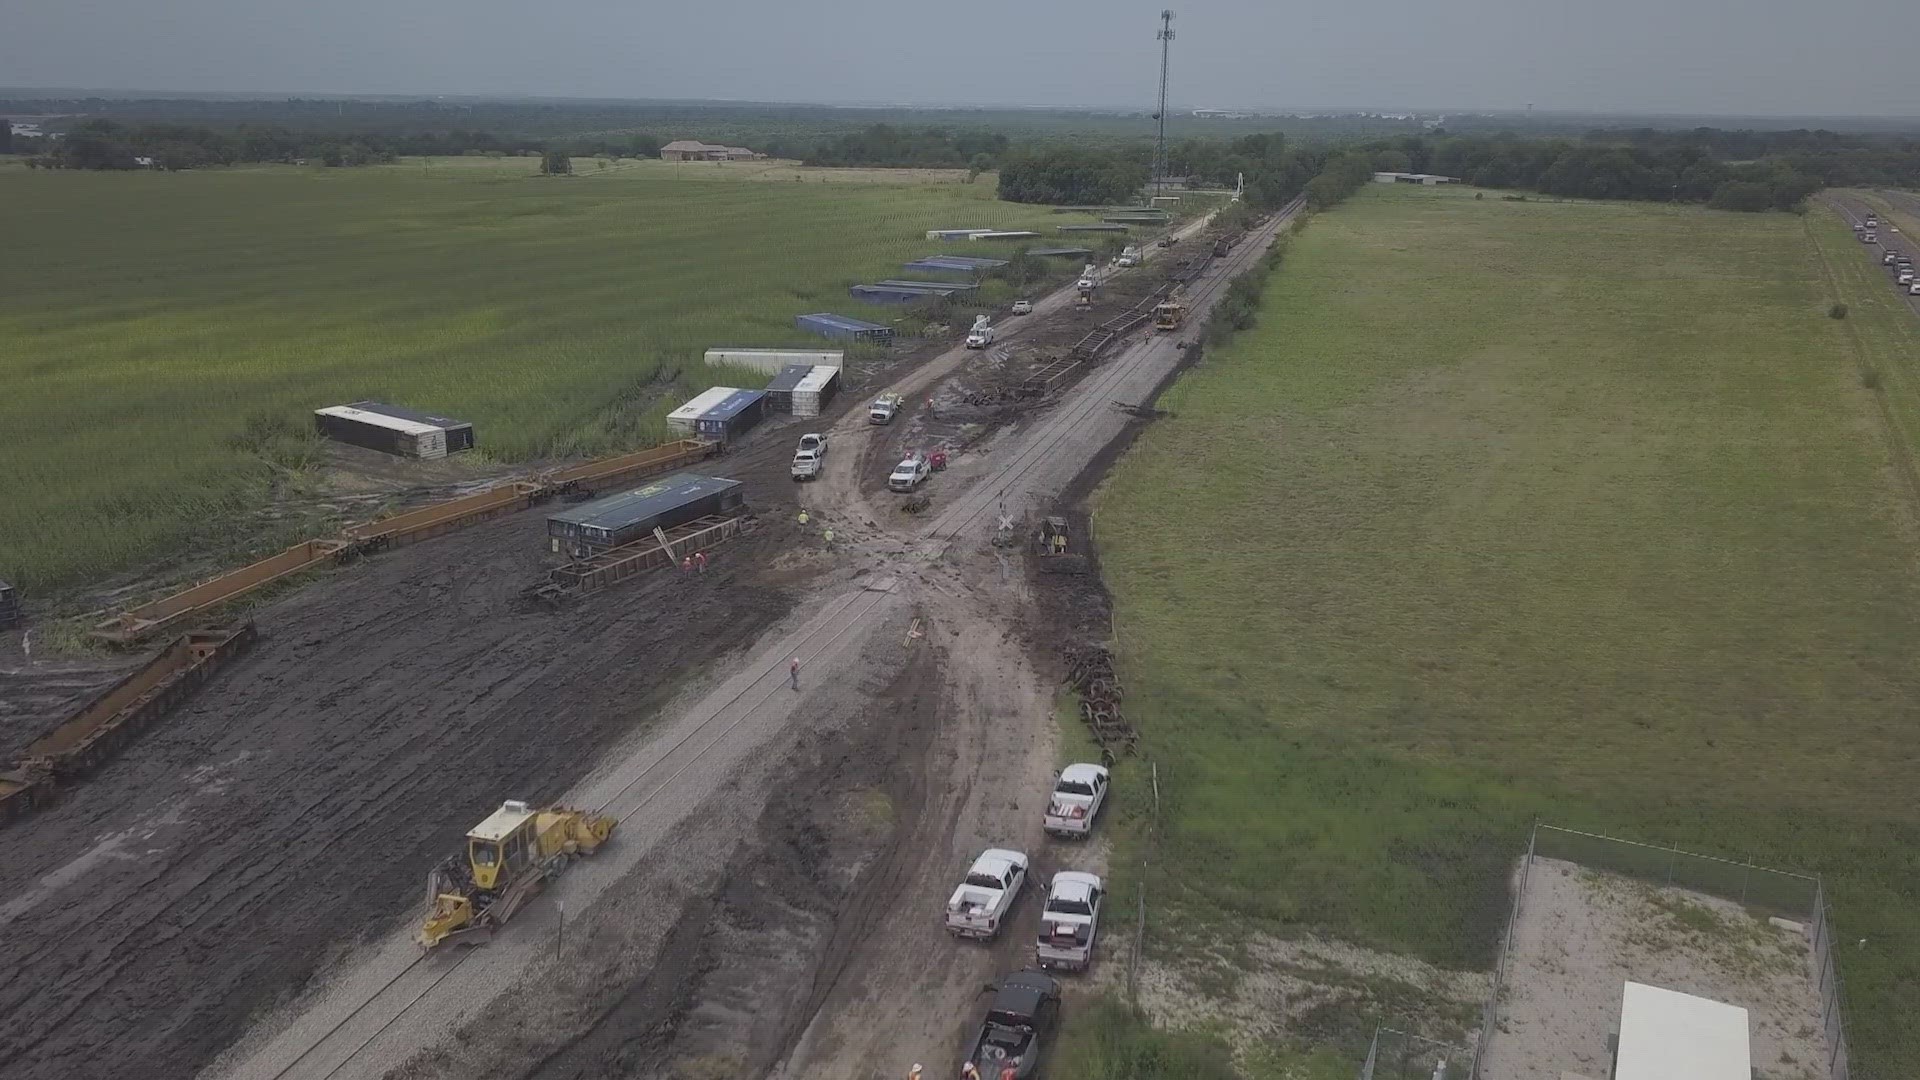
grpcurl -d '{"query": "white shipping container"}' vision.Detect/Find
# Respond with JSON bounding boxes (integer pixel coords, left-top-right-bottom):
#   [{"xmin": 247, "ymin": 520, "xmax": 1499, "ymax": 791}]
[
  {"xmin": 703, "ymin": 348, "xmax": 844, "ymax": 375},
  {"xmin": 791, "ymin": 367, "xmax": 840, "ymax": 418},
  {"xmin": 666, "ymin": 386, "xmax": 745, "ymax": 434}
]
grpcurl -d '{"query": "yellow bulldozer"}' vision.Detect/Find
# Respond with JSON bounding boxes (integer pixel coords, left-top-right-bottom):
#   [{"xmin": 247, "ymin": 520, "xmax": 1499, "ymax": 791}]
[{"xmin": 418, "ymin": 800, "xmax": 616, "ymax": 949}]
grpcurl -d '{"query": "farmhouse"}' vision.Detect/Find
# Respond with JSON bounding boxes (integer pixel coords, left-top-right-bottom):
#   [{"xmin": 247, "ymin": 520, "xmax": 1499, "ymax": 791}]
[{"xmin": 659, "ymin": 140, "xmax": 764, "ymax": 162}]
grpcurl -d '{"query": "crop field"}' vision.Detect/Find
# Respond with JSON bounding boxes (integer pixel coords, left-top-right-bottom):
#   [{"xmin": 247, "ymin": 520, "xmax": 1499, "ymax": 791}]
[
  {"xmin": 1094, "ymin": 185, "xmax": 1920, "ymax": 1070},
  {"xmin": 0, "ymin": 158, "xmax": 1089, "ymax": 593}
]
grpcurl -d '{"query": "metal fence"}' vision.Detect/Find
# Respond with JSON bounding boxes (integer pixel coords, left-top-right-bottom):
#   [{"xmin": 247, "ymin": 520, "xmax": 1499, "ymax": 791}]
[
  {"xmin": 1125, "ymin": 760, "xmax": 1161, "ymax": 1007},
  {"xmin": 1361, "ymin": 1027, "xmax": 1473, "ymax": 1080},
  {"xmin": 1471, "ymin": 822, "xmax": 1856, "ymax": 1080}
]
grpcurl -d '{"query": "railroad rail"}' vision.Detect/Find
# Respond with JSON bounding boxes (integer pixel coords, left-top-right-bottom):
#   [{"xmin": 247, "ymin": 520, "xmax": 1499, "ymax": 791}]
[
  {"xmin": 94, "ymin": 439, "xmax": 718, "ymax": 643},
  {"xmin": 0, "ymin": 623, "xmax": 256, "ymax": 828}
]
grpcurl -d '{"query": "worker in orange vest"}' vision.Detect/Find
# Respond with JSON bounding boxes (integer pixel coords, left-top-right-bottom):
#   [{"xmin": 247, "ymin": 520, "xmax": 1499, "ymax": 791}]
[{"xmin": 694, "ymin": 550, "xmax": 708, "ymax": 573}]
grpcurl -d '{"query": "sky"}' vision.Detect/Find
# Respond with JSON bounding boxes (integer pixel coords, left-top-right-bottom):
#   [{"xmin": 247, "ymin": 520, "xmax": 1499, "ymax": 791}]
[{"xmin": 5, "ymin": 0, "xmax": 1918, "ymax": 116}]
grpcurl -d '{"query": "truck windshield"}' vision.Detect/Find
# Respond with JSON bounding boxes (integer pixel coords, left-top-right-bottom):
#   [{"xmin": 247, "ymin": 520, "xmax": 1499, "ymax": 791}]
[{"xmin": 471, "ymin": 841, "xmax": 500, "ymax": 867}]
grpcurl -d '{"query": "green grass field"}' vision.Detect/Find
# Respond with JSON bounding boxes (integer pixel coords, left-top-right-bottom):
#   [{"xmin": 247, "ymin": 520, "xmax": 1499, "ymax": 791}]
[
  {"xmin": 1093, "ymin": 185, "xmax": 1920, "ymax": 1070},
  {"xmin": 0, "ymin": 159, "xmax": 1085, "ymax": 593}
]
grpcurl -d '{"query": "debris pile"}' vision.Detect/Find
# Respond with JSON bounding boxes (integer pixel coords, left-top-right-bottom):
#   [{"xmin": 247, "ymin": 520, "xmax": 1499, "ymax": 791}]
[{"xmin": 1064, "ymin": 645, "xmax": 1137, "ymax": 758}]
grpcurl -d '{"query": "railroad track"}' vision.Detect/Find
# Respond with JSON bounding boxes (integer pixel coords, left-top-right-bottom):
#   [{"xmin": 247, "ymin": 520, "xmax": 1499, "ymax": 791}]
[
  {"xmin": 238, "ymin": 196, "xmax": 1302, "ymax": 1080},
  {"xmin": 248, "ymin": 582, "xmax": 896, "ymax": 1080},
  {"xmin": 921, "ymin": 196, "xmax": 1304, "ymax": 546}
]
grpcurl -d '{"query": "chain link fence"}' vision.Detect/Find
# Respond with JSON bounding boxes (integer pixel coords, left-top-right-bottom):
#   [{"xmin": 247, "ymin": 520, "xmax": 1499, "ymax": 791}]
[
  {"xmin": 1361, "ymin": 1027, "xmax": 1473, "ymax": 1080},
  {"xmin": 1471, "ymin": 822, "xmax": 1856, "ymax": 1080}
]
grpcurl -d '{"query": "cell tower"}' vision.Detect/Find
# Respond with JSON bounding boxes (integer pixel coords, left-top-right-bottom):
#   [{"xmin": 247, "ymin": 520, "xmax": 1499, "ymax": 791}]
[{"xmin": 1154, "ymin": 9, "xmax": 1175, "ymax": 196}]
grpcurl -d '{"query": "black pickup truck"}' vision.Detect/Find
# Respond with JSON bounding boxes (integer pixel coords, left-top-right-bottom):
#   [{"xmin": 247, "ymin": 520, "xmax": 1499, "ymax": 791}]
[{"xmin": 965, "ymin": 969, "xmax": 1061, "ymax": 1079}]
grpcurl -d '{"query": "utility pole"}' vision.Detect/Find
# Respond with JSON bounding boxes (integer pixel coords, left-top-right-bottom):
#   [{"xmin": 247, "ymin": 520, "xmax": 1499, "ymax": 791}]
[{"xmin": 1154, "ymin": 9, "xmax": 1175, "ymax": 197}]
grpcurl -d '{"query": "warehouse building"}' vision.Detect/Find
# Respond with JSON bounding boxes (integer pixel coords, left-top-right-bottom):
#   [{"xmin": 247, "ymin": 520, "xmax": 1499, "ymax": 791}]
[
  {"xmin": 313, "ymin": 401, "xmax": 476, "ymax": 460},
  {"xmin": 795, "ymin": 312, "xmax": 894, "ymax": 345},
  {"xmin": 659, "ymin": 140, "xmax": 764, "ymax": 161},
  {"xmin": 547, "ymin": 473, "xmax": 744, "ymax": 557},
  {"xmin": 703, "ymin": 347, "xmax": 843, "ymax": 375},
  {"xmin": 1372, "ymin": 171, "xmax": 1461, "ymax": 185}
]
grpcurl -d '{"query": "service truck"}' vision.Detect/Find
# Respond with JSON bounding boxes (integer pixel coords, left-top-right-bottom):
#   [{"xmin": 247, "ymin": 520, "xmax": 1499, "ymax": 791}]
[
  {"xmin": 945, "ymin": 848, "xmax": 1029, "ymax": 940},
  {"xmin": 869, "ymin": 393, "xmax": 903, "ymax": 424},
  {"xmin": 1116, "ymin": 246, "xmax": 1141, "ymax": 267},
  {"xmin": 966, "ymin": 315, "xmax": 996, "ymax": 350},
  {"xmin": 1035, "ymin": 871, "xmax": 1104, "ymax": 972}
]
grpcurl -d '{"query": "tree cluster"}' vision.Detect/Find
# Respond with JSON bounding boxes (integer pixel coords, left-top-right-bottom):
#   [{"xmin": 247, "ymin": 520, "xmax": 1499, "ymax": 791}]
[
  {"xmin": 803, "ymin": 124, "xmax": 1008, "ymax": 169},
  {"xmin": 1355, "ymin": 131, "xmax": 1877, "ymax": 210},
  {"xmin": 998, "ymin": 147, "xmax": 1150, "ymax": 205}
]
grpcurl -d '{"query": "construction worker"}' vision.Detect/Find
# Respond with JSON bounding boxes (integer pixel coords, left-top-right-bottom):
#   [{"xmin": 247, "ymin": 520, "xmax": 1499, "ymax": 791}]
[
  {"xmin": 823, "ymin": 528, "xmax": 834, "ymax": 543},
  {"xmin": 908, "ymin": 1066, "xmax": 923, "ymax": 1080},
  {"xmin": 999, "ymin": 1065, "xmax": 1017, "ymax": 1080},
  {"xmin": 694, "ymin": 550, "xmax": 708, "ymax": 573},
  {"xmin": 1053, "ymin": 532, "xmax": 1067, "ymax": 555},
  {"xmin": 789, "ymin": 657, "xmax": 800, "ymax": 691},
  {"xmin": 680, "ymin": 555, "xmax": 693, "ymax": 572},
  {"xmin": 960, "ymin": 1063, "xmax": 980, "ymax": 1080},
  {"xmin": 798, "ymin": 509, "xmax": 810, "ymax": 526}
]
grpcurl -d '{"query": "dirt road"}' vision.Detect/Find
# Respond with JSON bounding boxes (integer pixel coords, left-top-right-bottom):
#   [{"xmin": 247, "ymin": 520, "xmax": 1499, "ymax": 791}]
[{"xmin": 0, "ymin": 198, "xmax": 1287, "ymax": 1080}]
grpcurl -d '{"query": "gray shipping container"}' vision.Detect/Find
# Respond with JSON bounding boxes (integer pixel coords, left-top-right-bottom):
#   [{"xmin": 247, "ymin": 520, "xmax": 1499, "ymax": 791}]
[{"xmin": 547, "ymin": 473, "xmax": 745, "ymax": 555}]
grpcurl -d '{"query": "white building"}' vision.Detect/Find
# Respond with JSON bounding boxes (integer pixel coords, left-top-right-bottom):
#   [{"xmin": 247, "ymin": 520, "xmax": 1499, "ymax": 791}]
[{"xmin": 1612, "ymin": 982, "xmax": 1750, "ymax": 1080}]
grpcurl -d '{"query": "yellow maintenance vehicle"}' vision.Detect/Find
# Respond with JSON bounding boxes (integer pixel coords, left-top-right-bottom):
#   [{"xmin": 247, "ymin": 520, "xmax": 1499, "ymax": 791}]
[
  {"xmin": 1153, "ymin": 287, "xmax": 1187, "ymax": 332},
  {"xmin": 418, "ymin": 800, "xmax": 616, "ymax": 949}
]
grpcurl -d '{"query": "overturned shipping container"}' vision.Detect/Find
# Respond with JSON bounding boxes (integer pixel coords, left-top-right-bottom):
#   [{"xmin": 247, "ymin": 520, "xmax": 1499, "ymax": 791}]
[
  {"xmin": 547, "ymin": 473, "xmax": 745, "ymax": 556},
  {"xmin": 791, "ymin": 366, "xmax": 840, "ymax": 419},
  {"xmin": 314, "ymin": 401, "xmax": 476, "ymax": 460},
  {"xmin": 703, "ymin": 348, "xmax": 843, "ymax": 375}
]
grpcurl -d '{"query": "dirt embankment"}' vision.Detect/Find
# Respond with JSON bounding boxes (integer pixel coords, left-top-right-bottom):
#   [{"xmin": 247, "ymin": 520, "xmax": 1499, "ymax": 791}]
[
  {"xmin": 378, "ymin": 611, "xmax": 945, "ymax": 1080},
  {"xmin": 0, "ymin": 508, "xmax": 796, "ymax": 1080}
]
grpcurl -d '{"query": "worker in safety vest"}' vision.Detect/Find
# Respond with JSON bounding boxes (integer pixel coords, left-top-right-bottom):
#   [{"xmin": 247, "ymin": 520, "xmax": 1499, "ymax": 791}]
[
  {"xmin": 908, "ymin": 1066, "xmax": 923, "ymax": 1080},
  {"xmin": 798, "ymin": 509, "xmax": 810, "ymax": 526},
  {"xmin": 694, "ymin": 550, "xmax": 708, "ymax": 573},
  {"xmin": 960, "ymin": 1063, "xmax": 981, "ymax": 1080},
  {"xmin": 680, "ymin": 555, "xmax": 693, "ymax": 572},
  {"xmin": 999, "ymin": 1065, "xmax": 1017, "ymax": 1080}
]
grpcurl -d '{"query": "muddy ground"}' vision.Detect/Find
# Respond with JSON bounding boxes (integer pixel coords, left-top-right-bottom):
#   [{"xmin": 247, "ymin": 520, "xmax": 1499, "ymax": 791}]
[
  {"xmin": 0, "ymin": 210, "xmax": 1244, "ymax": 1080},
  {"xmin": 0, "ymin": 501, "xmax": 799, "ymax": 1080}
]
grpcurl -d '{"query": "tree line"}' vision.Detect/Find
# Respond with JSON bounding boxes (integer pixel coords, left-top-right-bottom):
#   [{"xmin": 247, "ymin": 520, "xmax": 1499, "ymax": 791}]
[{"xmin": 803, "ymin": 124, "xmax": 1009, "ymax": 170}]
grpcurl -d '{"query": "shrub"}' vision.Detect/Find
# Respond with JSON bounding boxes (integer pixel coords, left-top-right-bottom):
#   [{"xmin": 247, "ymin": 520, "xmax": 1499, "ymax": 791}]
[{"xmin": 1830, "ymin": 303, "xmax": 1849, "ymax": 320}]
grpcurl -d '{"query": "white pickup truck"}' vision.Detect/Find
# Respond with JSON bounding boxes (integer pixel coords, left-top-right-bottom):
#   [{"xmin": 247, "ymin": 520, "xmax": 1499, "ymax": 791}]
[
  {"xmin": 790, "ymin": 433, "xmax": 827, "ymax": 481},
  {"xmin": 1043, "ymin": 763, "xmax": 1109, "ymax": 838},
  {"xmin": 946, "ymin": 848, "xmax": 1029, "ymax": 939},
  {"xmin": 889, "ymin": 453, "xmax": 931, "ymax": 492},
  {"xmin": 869, "ymin": 393, "xmax": 903, "ymax": 424},
  {"xmin": 1035, "ymin": 871, "xmax": 1104, "ymax": 971}
]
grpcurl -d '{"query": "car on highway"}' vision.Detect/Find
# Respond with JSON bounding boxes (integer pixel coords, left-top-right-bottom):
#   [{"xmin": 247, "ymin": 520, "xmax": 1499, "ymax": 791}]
[
  {"xmin": 1900, "ymin": 269, "xmax": 1915, "ymax": 285},
  {"xmin": 1035, "ymin": 872, "xmax": 1104, "ymax": 972},
  {"xmin": 1011, "ymin": 299, "xmax": 1034, "ymax": 315},
  {"xmin": 1910, "ymin": 280, "xmax": 1920, "ymax": 296},
  {"xmin": 964, "ymin": 969, "xmax": 1060, "ymax": 1080},
  {"xmin": 1885, "ymin": 251, "xmax": 1899, "ymax": 265},
  {"xmin": 946, "ymin": 848, "xmax": 1029, "ymax": 940},
  {"xmin": 1864, "ymin": 232, "xmax": 1878, "ymax": 243},
  {"xmin": 1043, "ymin": 763, "xmax": 1109, "ymax": 839},
  {"xmin": 888, "ymin": 453, "xmax": 932, "ymax": 492}
]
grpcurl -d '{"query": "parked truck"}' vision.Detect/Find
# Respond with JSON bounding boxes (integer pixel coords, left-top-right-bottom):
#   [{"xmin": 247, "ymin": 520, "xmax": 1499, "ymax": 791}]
[
  {"xmin": 869, "ymin": 393, "xmax": 904, "ymax": 424},
  {"xmin": 1116, "ymin": 246, "xmax": 1141, "ymax": 268},
  {"xmin": 1076, "ymin": 265, "xmax": 1098, "ymax": 297},
  {"xmin": 790, "ymin": 433, "xmax": 827, "ymax": 481},
  {"xmin": 964, "ymin": 970, "xmax": 1061, "ymax": 1080},
  {"xmin": 1043, "ymin": 763, "xmax": 1109, "ymax": 838},
  {"xmin": 1035, "ymin": 872, "xmax": 1104, "ymax": 971},
  {"xmin": 966, "ymin": 315, "xmax": 996, "ymax": 350},
  {"xmin": 889, "ymin": 452, "xmax": 932, "ymax": 492},
  {"xmin": 945, "ymin": 848, "xmax": 1029, "ymax": 939}
]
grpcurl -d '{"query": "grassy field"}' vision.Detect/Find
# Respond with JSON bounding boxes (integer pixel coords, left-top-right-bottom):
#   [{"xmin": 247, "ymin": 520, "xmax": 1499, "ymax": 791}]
[
  {"xmin": 0, "ymin": 158, "xmax": 1087, "ymax": 593},
  {"xmin": 1092, "ymin": 185, "xmax": 1920, "ymax": 1070}
]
